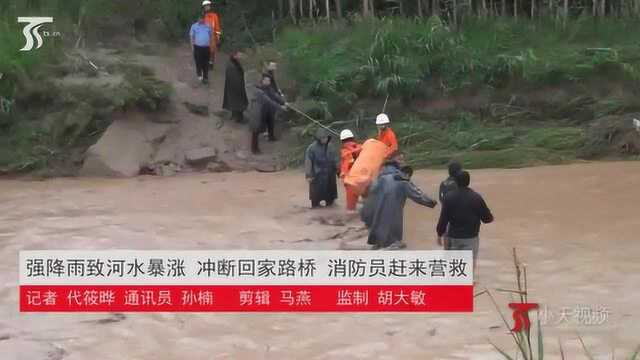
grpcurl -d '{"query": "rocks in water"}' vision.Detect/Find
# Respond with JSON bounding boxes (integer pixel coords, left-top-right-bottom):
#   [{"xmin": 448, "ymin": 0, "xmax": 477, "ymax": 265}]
[
  {"xmin": 183, "ymin": 102, "xmax": 209, "ymax": 116},
  {"xmin": 254, "ymin": 163, "xmax": 286, "ymax": 173},
  {"xmin": 185, "ymin": 147, "xmax": 217, "ymax": 165},
  {"xmin": 140, "ymin": 162, "xmax": 181, "ymax": 176},
  {"xmin": 207, "ymin": 161, "xmax": 232, "ymax": 173},
  {"xmin": 235, "ymin": 150, "xmax": 249, "ymax": 160}
]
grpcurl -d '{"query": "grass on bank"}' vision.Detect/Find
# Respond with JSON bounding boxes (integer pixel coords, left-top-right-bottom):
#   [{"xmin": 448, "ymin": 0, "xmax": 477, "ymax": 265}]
[
  {"xmin": 277, "ymin": 16, "xmax": 640, "ymax": 112},
  {"xmin": 275, "ymin": 16, "xmax": 640, "ymax": 168}
]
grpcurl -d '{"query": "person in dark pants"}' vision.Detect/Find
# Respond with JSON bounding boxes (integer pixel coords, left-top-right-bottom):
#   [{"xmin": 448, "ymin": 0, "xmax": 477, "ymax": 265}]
[
  {"xmin": 222, "ymin": 51, "xmax": 249, "ymax": 122},
  {"xmin": 436, "ymin": 170, "xmax": 494, "ymax": 282},
  {"xmin": 261, "ymin": 62, "xmax": 286, "ymax": 139},
  {"xmin": 190, "ymin": 15, "xmax": 212, "ymax": 85},
  {"xmin": 438, "ymin": 161, "xmax": 463, "ymax": 249},
  {"xmin": 259, "ymin": 76, "xmax": 284, "ymax": 141},
  {"xmin": 263, "ymin": 62, "xmax": 285, "ymax": 99},
  {"xmin": 305, "ymin": 128, "xmax": 339, "ymax": 208},
  {"xmin": 248, "ymin": 75, "xmax": 287, "ymax": 154}
]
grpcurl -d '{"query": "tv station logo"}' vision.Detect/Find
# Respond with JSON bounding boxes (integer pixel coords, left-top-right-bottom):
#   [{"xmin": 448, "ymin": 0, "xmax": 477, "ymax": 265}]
[{"xmin": 17, "ymin": 17, "xmax": 61, "ymax": 51}]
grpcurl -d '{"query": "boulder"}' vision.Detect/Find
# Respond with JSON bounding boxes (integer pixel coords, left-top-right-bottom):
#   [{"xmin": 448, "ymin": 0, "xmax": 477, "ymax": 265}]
[
  {"xmin": 185, "ymin": 147, "xmax": 217, "ymax": 165},
  {"xmin": 183, "ymin": 102, "xmax": 209, "ymax": 116},
  {"xmin": 80, "ymin": 113, "xmax": 169, "ymax": 177}
]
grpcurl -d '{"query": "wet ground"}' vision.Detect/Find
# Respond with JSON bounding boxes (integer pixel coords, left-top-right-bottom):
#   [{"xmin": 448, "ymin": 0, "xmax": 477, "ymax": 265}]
[{"xmin": 1, "ymin": 162, "xmax": 639, "ymax": 359}]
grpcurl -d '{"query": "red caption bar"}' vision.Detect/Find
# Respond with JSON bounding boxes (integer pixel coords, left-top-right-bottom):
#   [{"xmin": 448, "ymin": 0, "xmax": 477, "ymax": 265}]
[{"xmin": 20, "ymin": 285, "xmax": 473, "ymax": 312}]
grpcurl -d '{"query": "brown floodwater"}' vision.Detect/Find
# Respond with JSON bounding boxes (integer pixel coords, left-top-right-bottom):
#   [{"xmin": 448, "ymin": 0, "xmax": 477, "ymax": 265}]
[{"xmin": 1, "ymin": 162, "xmax": 639, "ymax": 359}]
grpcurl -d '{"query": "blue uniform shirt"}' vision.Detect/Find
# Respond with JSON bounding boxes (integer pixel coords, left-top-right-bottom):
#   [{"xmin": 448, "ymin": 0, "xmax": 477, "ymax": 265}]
[{"xmin": 190, "ymin": 21, "xmax": 212, "ymax": 47}]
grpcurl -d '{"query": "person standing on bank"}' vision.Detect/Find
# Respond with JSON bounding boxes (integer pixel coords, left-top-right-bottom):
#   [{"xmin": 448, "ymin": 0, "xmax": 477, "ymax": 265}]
[
  {"xmin": 223, "ymin": 51, "xmax": 249, "ymax": 123},
  {"xmin": 261, "ymin": 62, "xmax": 285, "ymax": 139},
  {"xmin": 263, "ymin": 62, "xmax": 285, "ymax": 99},
  {"xmin": 189, "ymin": 15, "xmax": 212, "ymax": 85},
  {"xmin": 305, "ymin": 128, "xmax": 339, "ymax": 208},
  {"xmin": 436, "ymin": 170, "xmax": 494, "ymax": 279},
  {"xmin": 201, "ymin": 0, "xmax": 221, "ymax": 69},
  {"xmin": 249, "ymin": 75, "xmax": 287, "ymax": 154}
]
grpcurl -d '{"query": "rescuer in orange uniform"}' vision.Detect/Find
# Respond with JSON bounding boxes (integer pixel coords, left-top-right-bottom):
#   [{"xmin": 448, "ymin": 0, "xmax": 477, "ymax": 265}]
[
  {"xmin": 375, "ymin": 113, "xmax": 398, "ymax": 158},
  {"xmin": 339, "ymin": 129, "xmax": 363, "ymax": 212},
  {"xmin": 202, "ymin": 0, "xmax": 222, "ymax": 69}
]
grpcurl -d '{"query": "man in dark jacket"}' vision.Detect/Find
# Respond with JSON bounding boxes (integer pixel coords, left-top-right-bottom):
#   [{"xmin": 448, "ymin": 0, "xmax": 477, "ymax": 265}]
[
  {"xmin": 439, "ymin": 161, "xmax": 462, "ymax": 203},
  {"xmin": 436, "ymin": 170, "xmax": 494, "ymax": 279},
  {"xmin": 248, "ymin": 75, "xmax": 287, "ymax": 154},
  {"xmin": 305, "ymin": 128, "xmax": 339, "ymax": 208},
  {"xmin": 362, "ymin": 157, "xmax": 438, "ymax": 250},
  {"xmin": 222, "ymin": 51, "xmax": 249, "ymax": 122},
  {"xmin": 438, "ymin": 161, "xmax": 462, "ymax": 249}
]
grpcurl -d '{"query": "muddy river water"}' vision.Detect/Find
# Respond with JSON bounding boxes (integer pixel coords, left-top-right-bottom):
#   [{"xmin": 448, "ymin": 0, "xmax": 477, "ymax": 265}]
[{"xmin": 0, "ymin": 162, "xmax": 639, "ymax": 359}]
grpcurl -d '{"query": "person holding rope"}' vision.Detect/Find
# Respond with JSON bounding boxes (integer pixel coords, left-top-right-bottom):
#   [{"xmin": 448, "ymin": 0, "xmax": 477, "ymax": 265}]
[{"xmin": 248, "ymin": 75, "xmax": 288, "ymax": 154}]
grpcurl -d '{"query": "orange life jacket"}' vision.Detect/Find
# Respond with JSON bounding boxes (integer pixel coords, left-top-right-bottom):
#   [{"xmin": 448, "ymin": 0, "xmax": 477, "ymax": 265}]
[
  {"xmin": 340, "ymin": 141, "xmax": 363, "ymax": 179},
  {"xmin": 377, "ymin": 127, "xmax": 398, "ymax": 157},
  {"xmin": 203, "ymin": 12, "xmax": 221, "ymax": 50}
]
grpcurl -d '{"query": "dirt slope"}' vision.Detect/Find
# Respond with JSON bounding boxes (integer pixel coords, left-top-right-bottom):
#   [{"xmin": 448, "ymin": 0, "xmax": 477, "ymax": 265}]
[{"xmin": 82, "ymin": 44, "xmax": 295, "ymax": 177}]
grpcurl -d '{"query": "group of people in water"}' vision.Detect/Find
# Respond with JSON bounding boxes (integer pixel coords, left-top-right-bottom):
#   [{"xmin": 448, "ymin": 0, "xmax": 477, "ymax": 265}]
[
  {"xmin": 304, "ymin": 113, "xmax": 493, "ymax": 270},
  {"xmin": 190, "ymin": 2, "xmax": 493, "ymax": 263}
]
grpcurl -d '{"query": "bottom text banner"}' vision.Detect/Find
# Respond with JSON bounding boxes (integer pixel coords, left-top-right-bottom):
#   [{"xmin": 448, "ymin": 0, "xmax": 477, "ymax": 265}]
[{"xmin": 20, "ymin": 285, "xmax": 473, "ymax": 312}]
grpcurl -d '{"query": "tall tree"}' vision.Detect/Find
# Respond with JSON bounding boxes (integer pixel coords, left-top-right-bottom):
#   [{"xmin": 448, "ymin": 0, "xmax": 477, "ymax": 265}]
[
  {"xmin": 289, "ymin": 0, "xmax": 297, "ymax": 23},
  {"xmin": 336, "ymin": 0, "xmax": 343, "ymax": 18},
  {"xmin": 325, "ymin": 0, "xmax": 330, "ymax": 21}
]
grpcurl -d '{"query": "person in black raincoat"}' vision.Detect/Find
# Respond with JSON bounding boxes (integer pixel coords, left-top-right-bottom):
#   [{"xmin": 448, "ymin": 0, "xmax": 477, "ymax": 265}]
[
  {"xmin": 305, "ymin": 128, "xmax": 339, "ymax": 208},
  {"xmin": 361, "ymin": 155, "xmax": 438, "ymax": 249},
  {"xmin": 248, "ymin": 75, "xmax": 287, "ymax": 154},
  {"xmin": 222, "ymin": 51, "xmax": 249, "ymax": 122}
]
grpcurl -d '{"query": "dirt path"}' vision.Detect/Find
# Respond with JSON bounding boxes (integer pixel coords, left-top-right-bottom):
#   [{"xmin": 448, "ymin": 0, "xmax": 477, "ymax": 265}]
[
  {"xmin": 1, "ymin": 162, "xmax": 639, "ymax": 359},
  {"xmin": 134, "ymin": 45, "xmax": 295, "ymax": 172}
]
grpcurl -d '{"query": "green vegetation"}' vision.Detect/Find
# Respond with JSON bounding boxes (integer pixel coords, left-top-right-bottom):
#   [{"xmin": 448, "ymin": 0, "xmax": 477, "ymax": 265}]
[
  {"xmin": 0, "ymin": 1, "xmax": 178, "ymax": 175},
  {"xmin": 278, "ymin": 16, "xmax": 640, "ymax": 109},
  {"xmin": 275, "ymin": 17, "xmax": 640, "ymax": 168},
  {"xmin": 0, "ymin": 62, "xmax": 172, "ymax": 175}
]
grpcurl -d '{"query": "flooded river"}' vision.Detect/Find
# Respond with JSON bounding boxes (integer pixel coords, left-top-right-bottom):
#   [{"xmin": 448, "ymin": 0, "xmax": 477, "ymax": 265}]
[{"xmin": 1, "ymin": 162, "xmax": 639, "ymax": 359}]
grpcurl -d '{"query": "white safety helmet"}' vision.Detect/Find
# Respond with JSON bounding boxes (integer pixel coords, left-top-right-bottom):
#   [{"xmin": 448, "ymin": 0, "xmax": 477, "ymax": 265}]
[
  {"xmin": 340, "ymin": 129, "xmax": 355, "ymax": 141},
  {"xmin": 202, "ymin": 0, "xmax": 212, "ymax": 6},
  {"xmin": 376, "ymin": 113, "xmax": 390, "ymax": 125}
]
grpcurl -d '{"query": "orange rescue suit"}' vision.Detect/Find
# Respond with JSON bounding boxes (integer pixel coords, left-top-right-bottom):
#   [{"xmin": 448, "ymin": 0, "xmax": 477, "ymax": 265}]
[
  {"xmin": 203, "ymin": 12, "xmax": 221, "ymax": 56},
  {"xmin": 377, "ymin": 127, "xmax": 398, "ymax": 157},
  {"xmin": 340, "ymin": 141, "xmax": 363, "ymax": 211}
]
